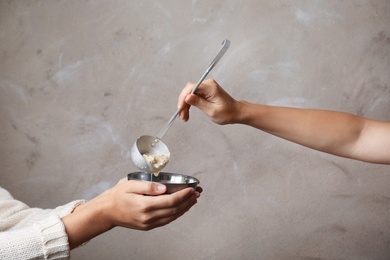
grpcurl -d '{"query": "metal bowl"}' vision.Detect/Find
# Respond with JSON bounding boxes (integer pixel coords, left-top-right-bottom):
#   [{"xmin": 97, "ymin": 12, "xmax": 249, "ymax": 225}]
[{"xmin": 127, "ymin": 172, "xmax": 200, "ymax": 194}]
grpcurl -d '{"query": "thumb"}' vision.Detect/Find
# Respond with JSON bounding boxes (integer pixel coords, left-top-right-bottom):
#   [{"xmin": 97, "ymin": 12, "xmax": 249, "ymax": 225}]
[
  {"xmin": 147, "ymin": 182, "xmax": 167, "ymax": 195},
  {"xmin": 125, "ymin": 180, "xmax": 167, "ymax": 195}
]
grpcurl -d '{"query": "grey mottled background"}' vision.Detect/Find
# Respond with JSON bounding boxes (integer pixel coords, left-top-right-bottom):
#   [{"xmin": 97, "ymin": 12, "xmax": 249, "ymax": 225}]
[{"xmin": 1, "ymin": 1, "xmax": 389, "ymax": 259}]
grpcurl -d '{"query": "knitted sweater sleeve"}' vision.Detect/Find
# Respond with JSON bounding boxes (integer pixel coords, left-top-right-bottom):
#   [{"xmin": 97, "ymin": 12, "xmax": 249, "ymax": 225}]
[{"xmin": 0, "ymin": 187, "xmax": 85, "ymax": 259}]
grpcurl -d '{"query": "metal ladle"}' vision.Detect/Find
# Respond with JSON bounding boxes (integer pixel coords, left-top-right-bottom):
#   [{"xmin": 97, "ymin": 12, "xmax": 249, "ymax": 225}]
[{"xmin": 130, "ymin": 39, "xmax": 231, "ymax": 173}]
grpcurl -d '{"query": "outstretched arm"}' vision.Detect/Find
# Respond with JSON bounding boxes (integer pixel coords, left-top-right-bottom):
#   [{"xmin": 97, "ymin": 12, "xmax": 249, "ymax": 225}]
[{"xmin": 178, "ymin": 79, "xmax": 390, "ymax": 164}]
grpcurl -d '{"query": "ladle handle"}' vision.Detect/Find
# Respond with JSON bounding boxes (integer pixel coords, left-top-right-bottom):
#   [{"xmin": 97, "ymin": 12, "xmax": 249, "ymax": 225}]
[
  {"xmin": 191, "ymin": 39, "xmax": 230, "ymax": 94},
  {"xmin": 156, "ymin": 39, "xmax": 230, "ymax": 140},
  {"xmin": 156, "ymin": 109, "xmax": 180, "ymax": 140}
]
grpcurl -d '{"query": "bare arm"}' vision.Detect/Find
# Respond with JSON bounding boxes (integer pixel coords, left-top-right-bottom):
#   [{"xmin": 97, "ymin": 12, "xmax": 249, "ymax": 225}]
[
  {"xmin": 238, "ymin": 102, "xmax": 390, "ymax": 164},
  {"xmin": 178, "ymin": 79, "xmax": 390, "ymax": 164}
]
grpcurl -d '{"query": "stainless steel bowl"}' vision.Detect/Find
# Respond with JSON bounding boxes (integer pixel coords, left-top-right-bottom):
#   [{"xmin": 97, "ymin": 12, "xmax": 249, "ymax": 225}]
[{"xmin": 127, "ymin": 172, "xmax": 200, "ymax": 194}]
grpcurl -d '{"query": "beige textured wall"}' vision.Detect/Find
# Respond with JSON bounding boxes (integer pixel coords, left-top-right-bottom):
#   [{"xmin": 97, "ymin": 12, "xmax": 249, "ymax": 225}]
[{"xmin": 1, "ymin": 1, "xmax": 390, "ymax": 259}]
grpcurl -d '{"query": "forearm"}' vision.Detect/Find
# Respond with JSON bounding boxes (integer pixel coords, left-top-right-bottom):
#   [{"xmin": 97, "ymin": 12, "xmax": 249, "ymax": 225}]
[
  {"xmin": 236, "ymin": 101, "xmax": 366, "ymax": 159},
  {"xmin": 61, "ymin": 193, "xmax": 113, "ymax": 250}
]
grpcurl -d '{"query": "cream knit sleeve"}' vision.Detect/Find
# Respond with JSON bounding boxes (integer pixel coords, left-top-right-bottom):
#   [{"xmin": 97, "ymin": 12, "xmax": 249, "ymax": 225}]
[{"xmin": 0, "ymin": 186, "xmax": 85, "ymax": 259}]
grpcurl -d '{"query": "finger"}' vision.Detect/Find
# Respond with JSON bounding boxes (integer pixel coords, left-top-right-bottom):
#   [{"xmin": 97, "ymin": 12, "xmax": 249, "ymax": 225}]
[
  {"xmin": 157, "ymin": 192, "xmax": 198, "ymax": 220},
  {"xmin": 184, "ymin": 93, "xmax": 215, "ymax": 119},
  {"xmin": 117, "ymin": 177, "xmax": 128, "ymax": 184},
  {"xmin": 178, "ymin": 82, "xmax": 195, "ymax": 109},
  {"xmin": 178, "ymin": 82, "xmax": 196, "ymax": 121},
  {"xmin": 195, "ymin": 186, "xmax": 203, "ymax": 194},
  {"xmin": 180, "ymin": 103, "xmax": 191, "ymax": 122},
  {"xmin": 122, "ymin": 180, "xmax": 166, "ymax": 195},
  {"xmin": 144, "ymin": 187, "xmax": 196, "ymax": 211},
  {"xmin": 156, "ymin": 199, "xmax": 198, "ymax": 227},
  {"xmin": 183, "ymin": 79, "xmax": 218, "ymax": 112},
  {"xmin": 184, "ymin": 93, "xmax": 199, "ymax": 106},
  {"xmin": 142, "ymin": 192, "xmax": 200, "ymax": 229},
  {"xmin": 159, "ymin": 189, "xmax": 200, "ymax": 218}
]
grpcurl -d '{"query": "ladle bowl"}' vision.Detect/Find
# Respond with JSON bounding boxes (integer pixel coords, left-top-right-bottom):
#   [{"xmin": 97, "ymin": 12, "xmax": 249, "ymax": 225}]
[{"xmin": 130, "ymin": 135, "xmax": 170, "ymax": 172}]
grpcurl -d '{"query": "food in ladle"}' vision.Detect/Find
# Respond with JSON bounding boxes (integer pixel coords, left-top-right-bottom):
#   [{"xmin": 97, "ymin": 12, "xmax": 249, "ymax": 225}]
[{"xmin": 142, "ymin": 153, "xmax": 170, "ymax": 176}]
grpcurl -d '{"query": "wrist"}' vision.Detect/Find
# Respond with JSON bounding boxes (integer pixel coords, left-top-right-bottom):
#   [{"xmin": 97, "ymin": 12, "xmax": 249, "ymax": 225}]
[
  {"xmin": 234, "ymin": 100, "xmax": 252, "ymax": 124},
  {"xmin": 83, "ymin": 191, "xmax": 116, "ymax": 231},
  {"xmin": 234, "ymin": 100, "xmax": 267, "ymax": 127},
  {"xmin": 62, "ymin": 193, "xmax": 114, "ymax": 249}
]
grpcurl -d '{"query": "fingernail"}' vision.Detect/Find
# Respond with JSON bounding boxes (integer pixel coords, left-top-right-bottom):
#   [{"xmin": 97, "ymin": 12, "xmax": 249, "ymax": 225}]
[{"xmin": 157, "ymin": 184, "xmax": 165, "ymax": 191}]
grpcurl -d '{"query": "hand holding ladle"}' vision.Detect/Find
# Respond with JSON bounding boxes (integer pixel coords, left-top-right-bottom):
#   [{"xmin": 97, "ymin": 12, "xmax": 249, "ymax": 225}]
[{"xmin": 130, "ymin": 39, "xmax": 231, "ymax": 173}]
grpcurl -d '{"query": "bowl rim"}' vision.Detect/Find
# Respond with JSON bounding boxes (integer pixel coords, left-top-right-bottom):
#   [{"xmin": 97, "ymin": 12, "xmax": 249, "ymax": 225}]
[{"xmin": 127, "ymin": 171, "xmax": 199, "ymax": 185}]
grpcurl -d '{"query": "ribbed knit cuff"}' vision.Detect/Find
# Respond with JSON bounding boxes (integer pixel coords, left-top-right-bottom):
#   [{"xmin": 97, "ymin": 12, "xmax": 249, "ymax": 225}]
[{"xmin": 35, "ymin": 214, "xmax": 70, "ymax": 259}]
